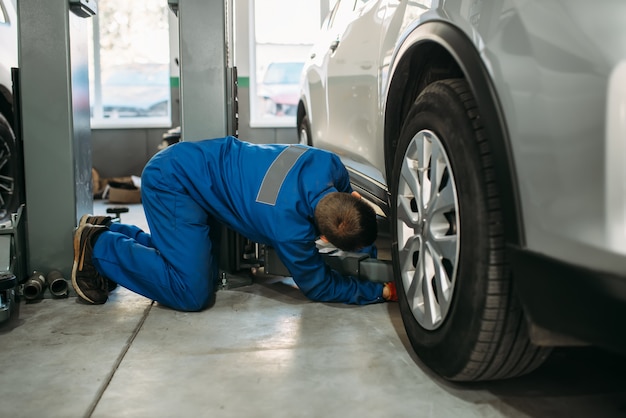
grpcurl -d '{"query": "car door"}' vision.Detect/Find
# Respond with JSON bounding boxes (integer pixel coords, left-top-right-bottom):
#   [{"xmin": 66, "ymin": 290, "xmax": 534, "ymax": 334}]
[
  {"xmin": 303, "ymin": 0, "xmax": 357, "ymax": 149},
  {"xmin": 318, "ymin": 0, "xmax": 386, "ymax": 176}
]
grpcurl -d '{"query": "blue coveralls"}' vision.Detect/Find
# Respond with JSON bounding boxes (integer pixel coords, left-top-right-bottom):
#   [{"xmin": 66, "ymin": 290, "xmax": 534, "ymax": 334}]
[{"xmin": 91, "ymin": 136, "xmax": 384, "ymax": 311}]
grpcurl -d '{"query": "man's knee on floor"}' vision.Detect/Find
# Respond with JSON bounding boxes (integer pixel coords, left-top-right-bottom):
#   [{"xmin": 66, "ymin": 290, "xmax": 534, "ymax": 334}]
[{"xmin": 169, "ymin": 291, "xmax": 215, "ymax": 312}]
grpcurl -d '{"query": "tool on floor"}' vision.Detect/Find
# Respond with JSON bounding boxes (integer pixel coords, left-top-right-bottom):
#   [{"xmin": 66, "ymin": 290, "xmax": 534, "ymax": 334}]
[
  {"xmin": 22, "ymin": 270, "xmax": 69, "ymax": 300},
  {"xmin": 46, "ymin": 270, "xmax": 68, "ymax": 298},
  {"xmin": 20, "ymin": 270, "xmax": 68, "ymax": 301},
  {"xmin": 23, "ymin": 271, "xmax": 46, "ymax": 301},
  {"xmin": 106, "ymin": 206, "xmax": 129, "ymax": 223}
]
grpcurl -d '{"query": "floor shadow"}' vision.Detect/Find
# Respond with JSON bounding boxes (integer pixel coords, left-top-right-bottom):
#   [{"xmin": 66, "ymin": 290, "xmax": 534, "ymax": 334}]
[{"xmin": 386, "ymin": 301, "xmax": 626, "ymax": 417}]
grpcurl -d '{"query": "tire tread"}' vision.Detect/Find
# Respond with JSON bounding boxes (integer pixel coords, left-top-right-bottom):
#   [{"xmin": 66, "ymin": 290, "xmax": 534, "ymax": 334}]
[{"xmin": 440, "ymin": 79, "xmax": 550, "ymax": 381}]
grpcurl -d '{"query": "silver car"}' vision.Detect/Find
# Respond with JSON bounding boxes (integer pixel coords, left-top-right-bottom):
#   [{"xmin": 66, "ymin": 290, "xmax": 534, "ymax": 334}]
[{"xmin": 298, "ymin": 0, "xmax": 626, "ymax": 381}]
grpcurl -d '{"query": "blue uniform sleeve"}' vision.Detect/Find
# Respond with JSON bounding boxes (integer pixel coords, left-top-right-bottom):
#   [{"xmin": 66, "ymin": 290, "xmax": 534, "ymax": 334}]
[
  {"xmin": 274, "ymin": 240, "xmax": 384, "ymax": 305},
  {"xmin": 331, "ymin": 154, "xmax": 353, "ymax": 194}
]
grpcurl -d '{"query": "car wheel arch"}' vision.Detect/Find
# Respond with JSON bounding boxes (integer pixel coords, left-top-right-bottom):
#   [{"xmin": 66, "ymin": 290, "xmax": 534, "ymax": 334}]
[{"xmin": 383, "ymin": 20, "xmax": 524, "ymax": 247}]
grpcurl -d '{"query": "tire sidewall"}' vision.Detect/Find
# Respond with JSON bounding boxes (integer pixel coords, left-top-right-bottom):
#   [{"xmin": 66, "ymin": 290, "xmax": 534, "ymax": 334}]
[{"xmin": 391, "ymin": 82, "xmax": 494, "ymax": 377}]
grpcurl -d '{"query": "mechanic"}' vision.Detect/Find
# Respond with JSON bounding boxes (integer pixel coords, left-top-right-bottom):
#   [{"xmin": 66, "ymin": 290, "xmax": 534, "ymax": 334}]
[{"xmin": 71, "ymin": 136, "xmax": 397, "ymax": 311}]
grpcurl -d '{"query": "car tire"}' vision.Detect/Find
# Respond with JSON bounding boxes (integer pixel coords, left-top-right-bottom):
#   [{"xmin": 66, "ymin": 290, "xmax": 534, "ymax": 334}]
[
  {"xmin": 298, "ymin": 115, "xmax": 312, "ymax": 146},
  {"xmin": 390, "ymin": 78, "xmax": 551, "ymax": 381},
  {"xmin": 0, "ymin": 112, "xmax": 21, "ymax": 222}
]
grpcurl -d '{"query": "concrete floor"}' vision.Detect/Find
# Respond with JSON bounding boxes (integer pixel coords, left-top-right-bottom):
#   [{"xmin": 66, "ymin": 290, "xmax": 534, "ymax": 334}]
[{"xmin": 1, "ymin": 202, "xmax": 626, "ymax": 418}]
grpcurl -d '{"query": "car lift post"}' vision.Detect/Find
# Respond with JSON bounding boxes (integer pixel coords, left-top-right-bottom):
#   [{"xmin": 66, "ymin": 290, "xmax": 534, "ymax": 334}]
[
  {"xmin": 167, "ymin": 0, "xmax": 237, "ymax": 141},
  {"xmin": 16, "ymin": 0, "xmax": 96, "ymax": 276},
  {"xmin": 168, "ymin": 0, "xmax": 251, "ymax": 288}
]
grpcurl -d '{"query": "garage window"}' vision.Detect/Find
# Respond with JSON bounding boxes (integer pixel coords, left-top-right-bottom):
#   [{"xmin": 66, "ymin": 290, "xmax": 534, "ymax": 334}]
[
  {"xmin": 249, "ymin": 0, "xmax": 333, "ymax": 128},
  {"xmin": 88, "ymin": 0, "xmax": 171, "ymax": 129}
]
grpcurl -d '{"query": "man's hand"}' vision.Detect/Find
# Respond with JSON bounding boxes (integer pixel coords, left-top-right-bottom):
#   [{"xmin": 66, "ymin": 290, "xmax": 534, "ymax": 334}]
[{"xmin": 383, "ymin": 281, "xmax": 398, "ymax": 302}]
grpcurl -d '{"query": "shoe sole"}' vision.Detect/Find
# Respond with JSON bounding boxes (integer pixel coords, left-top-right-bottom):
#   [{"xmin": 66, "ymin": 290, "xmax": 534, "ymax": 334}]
[
  {"xmin": 79, "ymin": 214, "xmax": 111, "ymax": 228},
  {"xmin": 78, "ymin": 214, "xmax": 92, "ymax": 228},
  {"xmin": 71, "ymin": 224, "xmax": 97, "ymax": 304}
]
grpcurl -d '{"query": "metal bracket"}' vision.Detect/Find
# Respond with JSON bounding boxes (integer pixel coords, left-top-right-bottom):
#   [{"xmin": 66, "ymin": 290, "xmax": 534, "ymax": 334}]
[
  {"xmin": 321, "ymin": 250, "xmax": 392, "ymax": 283},
  {"xmin": 264, "ymin": 245, "xmax": 392, "ymax": 283},
  {"xmin": 0, "ymin": 205, "xmax": 25, "ymax": 324},
  {"xmin": 168, "ymin": 0, "xmax": 179, "ymax": 16},
  {"xmin": 69, "ymin": 0, "xmax": 97, "ymax": 18}
]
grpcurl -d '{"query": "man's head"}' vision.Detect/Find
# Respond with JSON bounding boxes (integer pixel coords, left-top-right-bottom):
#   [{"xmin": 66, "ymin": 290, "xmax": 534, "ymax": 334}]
[{"xmin": 314, "ymin": 191, "xmax": 377, "ymax": 251}]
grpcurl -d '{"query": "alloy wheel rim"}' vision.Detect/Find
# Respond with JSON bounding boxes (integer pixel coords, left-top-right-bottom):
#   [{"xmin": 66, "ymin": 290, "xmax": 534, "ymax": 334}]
[{"xmin": 396, "ymin": 130, "xmax": 460, "ymax": 330}]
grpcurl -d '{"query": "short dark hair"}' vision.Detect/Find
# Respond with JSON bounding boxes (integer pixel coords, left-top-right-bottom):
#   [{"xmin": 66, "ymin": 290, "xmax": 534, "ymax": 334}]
[{"xmin": 314, "ymin": 192, "xmax": 377, "ymax": 251}]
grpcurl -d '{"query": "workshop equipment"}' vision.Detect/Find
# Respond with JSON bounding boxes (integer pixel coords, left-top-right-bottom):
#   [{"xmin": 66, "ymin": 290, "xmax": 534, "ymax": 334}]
[
  {"xmin": 23, "ymin": 271, "xmax": 46, "ymax": 301},
  {"xmin": 0, "ymin": 272, "xmax": 16, "ymax": 322},
  {"xmin": 169, "ymin": 0, "xmax": 241, "ymax": 281},
  {"xmin": 106, "ymin": 207, "xmax": 129, "ymax": 223},
  {"xmin": 17, "ymin": 0, "xmax": 97, "ymax": 274},
  {"xmin": 0, "ymin": 204, "xmax": 26, "ymax": 322},
  {"xmin": 46, "ymin": 270, "xmax": 69, "ymax": 298},
  {"xmin": 264, "ymin": 245, "xmax": 392, "ymax": 283}
]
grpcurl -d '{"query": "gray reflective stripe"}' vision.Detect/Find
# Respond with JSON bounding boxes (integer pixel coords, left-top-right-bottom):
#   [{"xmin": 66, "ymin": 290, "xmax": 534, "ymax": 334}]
[{"xmin": 256, "ymin": 146, "xmax": 308, "ymax": 205}]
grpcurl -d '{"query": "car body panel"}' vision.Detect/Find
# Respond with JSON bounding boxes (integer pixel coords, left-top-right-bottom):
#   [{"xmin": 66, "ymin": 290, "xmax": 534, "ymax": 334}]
[
  {"xmin": 302, "ymin": 0, "xmax": 626, "ymax": 273},
  {"xmin": 476, "ymin": 1, "xmax": 626, "ymax": 274},
  {"xmin": 323, "ymin": 1, "xmax": 382, "ymax": 166}
]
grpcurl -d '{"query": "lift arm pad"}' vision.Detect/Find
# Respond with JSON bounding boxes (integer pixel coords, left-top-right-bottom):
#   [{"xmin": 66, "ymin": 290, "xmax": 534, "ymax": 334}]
[{"xmin": 264, "ymin": 246, "xmax": 392, "ymax": 283}]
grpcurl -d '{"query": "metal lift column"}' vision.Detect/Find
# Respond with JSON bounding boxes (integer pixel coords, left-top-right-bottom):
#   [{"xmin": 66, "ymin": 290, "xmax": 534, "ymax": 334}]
[
  {"xmin": 168, "ymin": 0, "xmax": 237, "ymax": 141},
  {"xmin": 168, "ymin": 1, "xmax": 244, "ymax": 277},
  {"xmin": 17, "ymin": 0, "xmax": 96, "ymax": 274}
]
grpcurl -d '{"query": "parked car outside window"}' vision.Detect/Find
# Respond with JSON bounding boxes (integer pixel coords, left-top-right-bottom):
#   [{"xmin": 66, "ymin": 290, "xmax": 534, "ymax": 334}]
[
  {"xmin": 257, "ymin": 61, "xmax": 304, "ymax": 117},
  {"xmin": 96, "ymin": 63, "xmax": 170, "ymax": 119},
  {"xmin": 298, "ymin": 0, "xmax": 626, "ymax": 381}
]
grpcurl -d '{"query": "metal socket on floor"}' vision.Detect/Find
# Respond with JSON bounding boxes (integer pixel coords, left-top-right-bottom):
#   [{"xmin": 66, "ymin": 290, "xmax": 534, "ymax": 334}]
[
  {"xmin": 46, "ymin": 270, "xmax": 68, "ymax": 298},
  {"xmin": 23, "ymin": 271, "xmax": 46, "ymax": 300}
]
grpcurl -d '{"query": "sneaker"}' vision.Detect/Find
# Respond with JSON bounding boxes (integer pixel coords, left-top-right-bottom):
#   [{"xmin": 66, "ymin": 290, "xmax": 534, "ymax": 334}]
[
  {"xmin": 78, "ymin": 215, "xmax": 118, "ymax": 292},
  {"xmin": 79, "ymin": 214, "xmax": 112, "ymax": 227},
  {"xmin": 72, "ymin": 224, "xmax": 108, "ymax": 304},
  {"xmin": 107, "ymin": 278, "xmax": 118, "ymax": 292}
]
